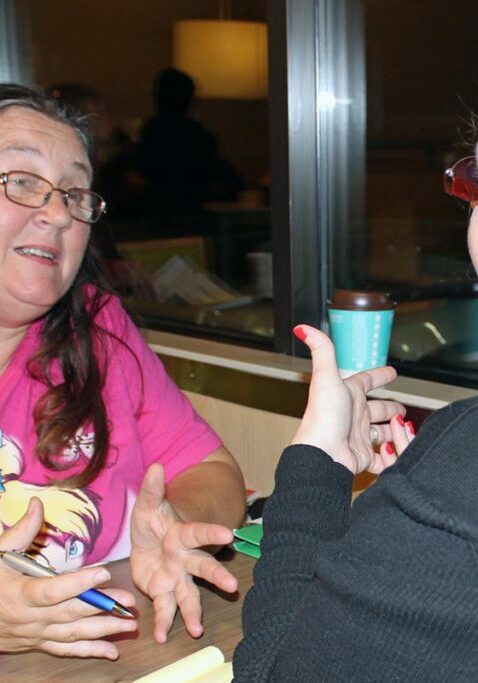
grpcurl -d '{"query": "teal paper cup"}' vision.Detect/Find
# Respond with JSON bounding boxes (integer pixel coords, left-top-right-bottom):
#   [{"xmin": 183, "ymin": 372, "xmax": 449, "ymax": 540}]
[{"xmin": 328, "ymin": 290, "xmax": 396, "ymax": 377}]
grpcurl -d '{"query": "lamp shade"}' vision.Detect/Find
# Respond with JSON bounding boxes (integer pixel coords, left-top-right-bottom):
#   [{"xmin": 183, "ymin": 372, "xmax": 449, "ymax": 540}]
[{"xmin": 173, "ymin": 20, "xmax": 268, "ymax": 99}]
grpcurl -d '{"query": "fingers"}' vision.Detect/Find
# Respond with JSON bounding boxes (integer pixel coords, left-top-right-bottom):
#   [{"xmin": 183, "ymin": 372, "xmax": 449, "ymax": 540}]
[
  {"xmin": 43, "ymin": 614, "xmax": 137, "ymax": 644},
  {"xmin": 347, "ymin": 364, "xmax": 397, "ymax": 394},
  {"xmin": 153, "ymin": 590, "xmax": 177, "ymax": 643},
  {"xmin": 405, "ymin": 420, "xmax": 416, "ymax": 441},
  {"xmin": 148, "ymin": 522, "xmax": 237, "ymax": 594},
  {"xmin": 0, "ymin": 497, "xmax": 44, "ymax": 552},
  {"xmin": 152, "ymin": 562, "xmax": 237, "ymax": 644},
  {"xmin": 294, "ymin": 325, "xmax": 341, "ymax": 389},
  {"xmin": 38, "ymin": 587, "xmax": 137, "ymax": 623},
  {"xmin": 366, "ymin": 400, "xmax": 405, "ymax": 447},
  {"xmin": 368, "ymin": 399, "xmax": 406, "ymax": 424},
  {"xmin": 294, "ymin": 325, "xmax": 398, "ymax": 394},
  {"xmin": 152, "ymin": 580, "xmax": 204, "ymax": 643},
  {"xmin": 369, "ymin": 441, "xmax": 398, "ymax": 474},
  {"xmin": 390, "ymin": 414, "xmax": 416, "ymax": 456},
  {"xmin": 43, "ymin": 638, "xmax": 120, "ymax": 660},
  {"xmin": 152, "ymin": 581, "xmax": 207, "ymax": 643},
  {"xmin": 368, "ymin": 422, "xmax": 391, "ymax": 446},
  {"xmin": 134, "ymin": 462, "xmax": 166, "ymax": 513},
  {"xmin": 179, "ymin": 525, "xmax": 237, "ymax": 590},
  {"xmin": 295, "ymin": 325, "xmax": 398, "ymax": 396},
  {"xmin": 3, "ymin": 575, "xmax": 136, "ymax": 658},
  {"xmin": 176, "ymin": 577, "xmax": 203, "ymax": 638},
  {"xmin": 22, "ymin": 567, "xmax": 112, "ymax": 608},
  {"xmin": 185, "ymin": 553, "xmax": 238, "ymax": 593},
  {"xmin": 368, "ymin": 414, "xmax": 416, "ymax": 473},
  {"xmin": 177, "ymin": 522, "xmax": 234, "ymax": 551}
]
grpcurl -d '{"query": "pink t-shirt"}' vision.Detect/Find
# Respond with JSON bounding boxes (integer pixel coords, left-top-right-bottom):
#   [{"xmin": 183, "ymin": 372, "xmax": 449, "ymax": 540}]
[{"xmin": 0, "ymin": 294, "xmax": 222, "ymax": 570}]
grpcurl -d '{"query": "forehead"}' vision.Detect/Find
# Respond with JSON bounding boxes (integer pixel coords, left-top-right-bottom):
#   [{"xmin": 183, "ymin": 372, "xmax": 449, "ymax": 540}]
[{"xmin": 0, "ymin": 105, "xmax": 91, "ymax": 179}]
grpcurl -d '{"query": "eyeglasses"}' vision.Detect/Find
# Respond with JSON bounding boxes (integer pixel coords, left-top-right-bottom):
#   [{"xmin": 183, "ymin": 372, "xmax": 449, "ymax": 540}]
[
  {"xmin": 444, "ymin": 156, "xmax": 478, "ymax": 205},
  {"xmin": 0, "ymin": 170, "xmax": 106, "ymax": 224}
]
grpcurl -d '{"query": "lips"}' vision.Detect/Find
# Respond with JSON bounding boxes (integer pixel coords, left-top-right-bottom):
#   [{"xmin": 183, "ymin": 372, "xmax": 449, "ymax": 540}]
[{"xmin": 14, "ymin": 244, "xmax": 60, "ymax": 264}]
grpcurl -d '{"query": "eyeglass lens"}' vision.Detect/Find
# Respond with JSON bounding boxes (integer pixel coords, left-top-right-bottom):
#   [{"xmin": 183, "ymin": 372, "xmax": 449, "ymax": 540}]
[{"xmin": 3, "ymin": 171, "xmax": 104, "ymax": 223}]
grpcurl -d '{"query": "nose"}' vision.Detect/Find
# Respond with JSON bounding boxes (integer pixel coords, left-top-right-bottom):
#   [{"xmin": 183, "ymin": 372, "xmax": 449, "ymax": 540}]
[{"xmin": 33, "ymin": 189, "xmax": 73, "ymax": 230}]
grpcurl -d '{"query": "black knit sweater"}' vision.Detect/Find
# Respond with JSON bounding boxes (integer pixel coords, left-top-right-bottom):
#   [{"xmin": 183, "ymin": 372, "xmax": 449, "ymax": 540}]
[{"xmin": 233, "ymin": 396, "xmax": 478, "ymax": 681}]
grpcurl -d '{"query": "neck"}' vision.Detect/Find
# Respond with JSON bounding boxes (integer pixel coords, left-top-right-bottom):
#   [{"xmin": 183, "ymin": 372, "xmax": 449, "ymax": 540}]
[{"xmin": 0, "ymin": 324, "xmax": 30, "ymax": 376}]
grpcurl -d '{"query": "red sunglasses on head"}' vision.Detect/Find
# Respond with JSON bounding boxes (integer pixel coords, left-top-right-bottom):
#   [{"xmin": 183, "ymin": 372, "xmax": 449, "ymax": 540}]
[{"xmin": 444, "ymin": 156, "xmax": 478, "ymax": 205}]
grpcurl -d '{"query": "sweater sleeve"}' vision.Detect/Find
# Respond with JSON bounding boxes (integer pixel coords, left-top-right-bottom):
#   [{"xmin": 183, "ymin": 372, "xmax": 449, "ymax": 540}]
[
  {"xmin": 233, "ymin": 444, "xmax": 353, "ymax": 681},
  {"xmin": 234, "ymin": 396, "xmax": 478, "ymax": 682}
]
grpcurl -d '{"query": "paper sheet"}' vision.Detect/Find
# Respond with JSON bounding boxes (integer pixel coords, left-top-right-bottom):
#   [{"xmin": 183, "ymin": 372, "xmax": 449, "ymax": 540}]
[{"xmin": 132, "ymin": 646, "xmax": 232, "ymax": 682}]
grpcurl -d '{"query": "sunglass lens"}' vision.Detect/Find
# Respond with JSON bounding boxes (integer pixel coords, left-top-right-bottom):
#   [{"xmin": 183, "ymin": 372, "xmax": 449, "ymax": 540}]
[{"xmin": 447, "ymin": 158, "xmax": 478, "ymax": 202}]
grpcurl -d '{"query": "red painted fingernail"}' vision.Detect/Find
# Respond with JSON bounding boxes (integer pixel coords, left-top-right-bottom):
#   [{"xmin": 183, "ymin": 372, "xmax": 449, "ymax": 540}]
[
  {"xmin": 396, "ymin": 414, "xmax": 405, "ymax": 427},
  {"xmin": 293, "ymin": 325, "xmax": 307, "ymax": 342},
  {"xmin": 405, "ymin": 420, "xmax": 416, "ymax": 435},
  {"xmin": 385, "ymin": 442, "xmax": 395, "ymax": 455}
]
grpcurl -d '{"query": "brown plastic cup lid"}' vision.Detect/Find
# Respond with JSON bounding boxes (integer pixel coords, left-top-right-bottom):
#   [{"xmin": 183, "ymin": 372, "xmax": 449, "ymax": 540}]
[{"xmin": 327, "ymin": 289, "xmax": 396, "ymax": 311}]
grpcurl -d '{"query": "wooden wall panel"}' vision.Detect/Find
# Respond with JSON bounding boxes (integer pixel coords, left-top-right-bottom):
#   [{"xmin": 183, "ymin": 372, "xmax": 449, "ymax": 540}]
[{"xmin": 186, "ymin": 391, "xmax": 299, "ymax": 496}]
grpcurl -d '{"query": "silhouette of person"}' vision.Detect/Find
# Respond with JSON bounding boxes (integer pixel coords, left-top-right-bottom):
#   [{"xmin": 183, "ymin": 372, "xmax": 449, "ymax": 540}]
[
  {"xmin": 46, "ymin": 82, "xmax": 145, "ymax": 217},
  {"xmin": 136, "ymin": 68, "xmax": 243, "ymax": 215},
  {"xmin": 46, "ymin": 83, "xmax": 114, "ymax": 167}
]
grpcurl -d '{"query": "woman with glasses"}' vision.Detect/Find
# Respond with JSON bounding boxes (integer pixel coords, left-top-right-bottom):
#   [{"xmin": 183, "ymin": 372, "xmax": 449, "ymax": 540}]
[
  {"xmin": 0, "ymin": 83, "xmax": 245, "ymax": 660},
  {"xmin": 233, "ymin": 154, "xmax": 478, "ymax": 680}
]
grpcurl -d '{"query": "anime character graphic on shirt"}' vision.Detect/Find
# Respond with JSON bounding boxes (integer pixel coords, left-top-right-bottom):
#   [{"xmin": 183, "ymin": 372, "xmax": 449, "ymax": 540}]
[{"xmin": 0, "ymin": 429, "xmax": 101, "ymax": 570}]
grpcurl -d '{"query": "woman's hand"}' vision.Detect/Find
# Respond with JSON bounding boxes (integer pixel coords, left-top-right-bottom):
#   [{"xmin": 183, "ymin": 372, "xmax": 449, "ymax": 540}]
[
  {"xmin": 0, "ymin": 498, "xmax": 137, "ymax": 659},
  {"xmin": 376, "ymin": 413, "xmax": 416, "ymax": 462},
  {"xmin": 291, "ymin": 325, "xmax": 406, "ymax": 475},
  {"xmin": 130, "ymin": 463, "xmax": 237, "ymax": 643}
]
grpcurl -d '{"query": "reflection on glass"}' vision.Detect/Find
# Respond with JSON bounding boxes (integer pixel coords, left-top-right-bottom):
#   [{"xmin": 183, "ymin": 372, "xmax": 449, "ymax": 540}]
[
  {"xmin": 325, "ymin": 0, "xmax": 478, "ymax": 384},
  {"xmin": 26, "ymin": 0, "xmax": 272, "ymax": 347}
]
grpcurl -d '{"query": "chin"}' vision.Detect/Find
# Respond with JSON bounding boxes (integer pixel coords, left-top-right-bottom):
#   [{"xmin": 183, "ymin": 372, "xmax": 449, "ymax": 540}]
[{"xmin": 9, "ymin": 286, "xmax": 67, "ymax": 314}]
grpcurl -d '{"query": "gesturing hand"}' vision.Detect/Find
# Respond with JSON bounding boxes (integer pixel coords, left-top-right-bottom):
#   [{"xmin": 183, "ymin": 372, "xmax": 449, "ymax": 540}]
[
  {"xmin": 0, "ymin": 498, "xmax": 136, "ymax": 658},
  {"xmin": 130, "ymin": 463, "xmax": 237, "ymax": 643},
  {"xmin": 291, "ymin": 325, "xmax": 406, "ymax": 475}
]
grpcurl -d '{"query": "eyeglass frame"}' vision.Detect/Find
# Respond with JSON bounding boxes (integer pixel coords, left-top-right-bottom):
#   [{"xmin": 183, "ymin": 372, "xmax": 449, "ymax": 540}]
[
  {"xmin": 444, "ymin": 156, "xmax": 478, "ymax": 206},
  {"xmin": 0, "ymin": 169, "xmax": 107, "ymax": 224}
]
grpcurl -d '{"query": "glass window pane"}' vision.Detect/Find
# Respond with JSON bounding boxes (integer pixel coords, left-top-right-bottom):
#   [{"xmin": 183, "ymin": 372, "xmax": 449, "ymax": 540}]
[
  {"xmin": 324, "ymin": 0, "xmax": 478, "ymax": 385},
  {"xmin": 365, "ymin": 1, "xmax": 478, "ymax": 384},
  {"xmin": 26, "ymin": 0, "xmax": 273, "ymax": 347}
]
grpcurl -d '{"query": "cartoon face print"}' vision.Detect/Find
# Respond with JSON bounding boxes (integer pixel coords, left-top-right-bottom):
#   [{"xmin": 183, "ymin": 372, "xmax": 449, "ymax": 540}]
[
  {"xmin": 0, "ymin": 429, "xmax": 101, "ymax": 570},
  {"xmin": 55, "ymin": 426, "xmax": 96, "ymax": 467},
  {"xmin": 0, "ymin": 429, "xmax": 22, "ymax": 476},
  {"xmin": 0, "ymin": 429, "xmax": 22, "ymax": 494},
  {"xmin": 58, "ymin": 423, "xmax": 118, "ymax": 470},
  {"xmin": 29, "ymin": 532, "xmax": 88, "ymax": 570}
]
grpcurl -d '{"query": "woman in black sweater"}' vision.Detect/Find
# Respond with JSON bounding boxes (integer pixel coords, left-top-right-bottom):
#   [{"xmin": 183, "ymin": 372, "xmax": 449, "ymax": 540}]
[{"xmin": 233, "ymin": 154, "xmax": 478, "ymax": 681}]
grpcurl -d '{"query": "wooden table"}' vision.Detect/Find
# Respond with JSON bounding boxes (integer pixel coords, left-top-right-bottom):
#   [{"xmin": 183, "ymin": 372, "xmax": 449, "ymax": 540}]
[{"xmin": 2, "ymin": 550, "xmax": 254, "ymax": 683}]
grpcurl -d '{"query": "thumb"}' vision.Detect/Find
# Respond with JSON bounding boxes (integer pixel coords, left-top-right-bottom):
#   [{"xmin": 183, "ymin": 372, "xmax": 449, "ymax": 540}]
[
  {"xmin": 293, "ymin": 325, "xmax": 341, "ymax": 388},
  {"xmin": 0, "ymin": 497, "xmax": 44, "ymax": 552},
  {"xmin": 135, "ymin": 462, "xmax": 166, "ymax": 512}
]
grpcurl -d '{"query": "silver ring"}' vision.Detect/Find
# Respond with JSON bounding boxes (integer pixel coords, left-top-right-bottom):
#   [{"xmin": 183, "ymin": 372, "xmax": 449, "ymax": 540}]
[{"xmin": 370, "ymin": 426, "xmax": 380, "ymax": 446}]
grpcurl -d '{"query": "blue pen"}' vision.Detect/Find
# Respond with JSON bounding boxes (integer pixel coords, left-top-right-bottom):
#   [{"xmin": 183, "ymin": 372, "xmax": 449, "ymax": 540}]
[{"xmin": 0, "ymin": 550, "xmax": 134, "ymax": 617}]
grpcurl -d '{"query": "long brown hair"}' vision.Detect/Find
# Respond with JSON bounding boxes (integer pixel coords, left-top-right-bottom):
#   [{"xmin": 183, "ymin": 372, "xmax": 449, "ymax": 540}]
[
  {"xmin": 0, "ymin": 83, "xmax": 113, "ymax": 488},
  {"xmin": 28, "ymin": 243, "xmax": 114, "ymax": 488}
]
